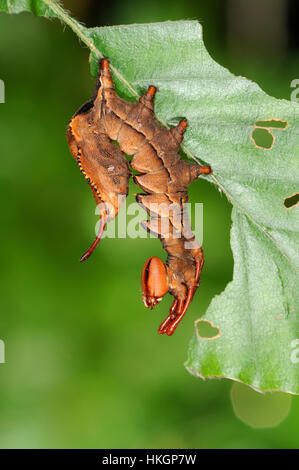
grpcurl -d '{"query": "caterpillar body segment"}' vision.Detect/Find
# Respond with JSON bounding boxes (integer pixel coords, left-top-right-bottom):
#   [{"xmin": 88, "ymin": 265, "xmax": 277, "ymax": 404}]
[{"xmin": 67, "ymin": 59, "xmax": 211, "ymax": 334}]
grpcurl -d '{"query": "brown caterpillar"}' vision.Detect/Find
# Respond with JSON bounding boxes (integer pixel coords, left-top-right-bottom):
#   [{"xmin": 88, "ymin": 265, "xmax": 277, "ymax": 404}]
[{"xmin": 67, "ymin": 59, "xmax": 211, "ymax": 335}]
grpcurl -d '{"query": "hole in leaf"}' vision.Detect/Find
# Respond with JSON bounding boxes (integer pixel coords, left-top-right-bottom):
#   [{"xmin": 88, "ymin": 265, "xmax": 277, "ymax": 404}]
[
  {"xmin": 251, "ymin": 128, "xmax": 274, "ymax": 149},
  {"xmin": 283, "ymin": 193, "xmax": 299, "ymax": 209},
  {"xmin": 255, "ymin": 119, "xmax": 289, "ymax": 129},
  {"xmin": 195, "ymin": 319, "xmax": 221, "ymax": 340},
  {"xmin": 251, "ymin": 118, "xmax": 289, "ymax": 150}
]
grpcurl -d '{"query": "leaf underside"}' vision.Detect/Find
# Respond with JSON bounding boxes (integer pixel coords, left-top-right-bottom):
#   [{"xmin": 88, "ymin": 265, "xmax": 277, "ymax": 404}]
[{"xmin": 1, "ymin": 0, "xmax": 298, "ymax": 393}]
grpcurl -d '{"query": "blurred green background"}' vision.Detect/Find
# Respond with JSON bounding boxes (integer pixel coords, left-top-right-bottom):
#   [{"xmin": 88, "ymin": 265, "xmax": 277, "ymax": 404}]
[{"xmin": 0, "ymin": 0, "xmax": 298, "ymax": 449}]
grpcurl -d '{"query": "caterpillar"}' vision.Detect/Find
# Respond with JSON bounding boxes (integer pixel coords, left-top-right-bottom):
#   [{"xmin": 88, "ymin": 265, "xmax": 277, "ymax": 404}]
[{"xmin": 67, "ymin": 59, "xmax": 211, "ymax": 336}]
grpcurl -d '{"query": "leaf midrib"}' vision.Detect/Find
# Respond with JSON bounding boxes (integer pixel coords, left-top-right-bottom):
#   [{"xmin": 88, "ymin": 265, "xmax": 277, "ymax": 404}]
[
  {"xmin": 43, "ymin": 0, "xmax": 298, "ymax": 272},
  {"xmin": 239, "ymin": 213, "xmax": 259, "ymax": 379}
]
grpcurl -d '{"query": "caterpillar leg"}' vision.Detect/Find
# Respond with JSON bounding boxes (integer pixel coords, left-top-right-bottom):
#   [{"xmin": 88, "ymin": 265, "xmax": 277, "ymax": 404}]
[
  {"xmin": 165, "ymin": 288, "xmax": 195, "ymax": 336},
  {"xmin": 158, "ymin": 299, "xmax": 184, "ymax": 335},
  {"xmin": 158, "ymin": 257, "xmax": 204, "ymax": 335}
]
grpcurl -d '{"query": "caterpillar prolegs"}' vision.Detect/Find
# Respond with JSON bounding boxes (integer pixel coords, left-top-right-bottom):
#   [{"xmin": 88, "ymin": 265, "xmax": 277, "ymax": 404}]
[{"xmin": 67, "ymin": 59, "xmax": 211, "ymax": 336}]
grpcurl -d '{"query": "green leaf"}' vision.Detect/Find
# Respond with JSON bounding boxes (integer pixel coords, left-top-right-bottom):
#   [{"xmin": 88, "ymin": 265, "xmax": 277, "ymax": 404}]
[
  {"xmin": 0, "ymin": 0, "xmax": 58, "ymax": 16},
  {"xmin": 1, "ymin": 1, "xmax": 299, "ymax": 393},
  {"xmin": 186, "ymin": 208, "xmax": 299, "ymax": 393}
]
